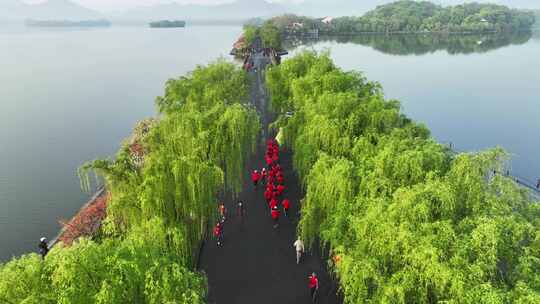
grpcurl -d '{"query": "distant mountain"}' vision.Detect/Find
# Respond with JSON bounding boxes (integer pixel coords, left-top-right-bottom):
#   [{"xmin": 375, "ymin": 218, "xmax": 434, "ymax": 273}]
[
  {"xmin": 118, "ymin": 0, "xmax": 286, "ymax": 22},
  {"xmin": 28, "ymin": 0, "xmax": 102, "ymax": 20},
  {"xmin": 0, "ymin": 0, "xmax": 102, "ymax": 21}
]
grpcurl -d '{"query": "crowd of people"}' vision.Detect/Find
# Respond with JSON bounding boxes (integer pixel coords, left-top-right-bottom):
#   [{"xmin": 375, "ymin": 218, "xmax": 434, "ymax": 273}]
[
  {"xmin": 212, "ymin": 137, "xmax": 320, "ymax": 302},
  {"xmin": 254, "ymin": 138, "xmax": 289, "ymax": 229}
]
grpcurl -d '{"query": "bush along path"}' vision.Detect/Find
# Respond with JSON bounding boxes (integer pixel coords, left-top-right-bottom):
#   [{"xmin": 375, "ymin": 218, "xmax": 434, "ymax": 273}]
[{"xmin": 199, "ymin": 50, "xmax": 341, "ymax": 304}]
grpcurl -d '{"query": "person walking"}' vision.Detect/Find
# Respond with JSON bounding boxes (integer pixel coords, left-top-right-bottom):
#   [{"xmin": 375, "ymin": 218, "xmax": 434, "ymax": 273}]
[
  {"xmin": 38, "ymin": 237, "xmax": 49, "ymax": 259},
  {"xmin": 265, "ymin": 154, "xmax": 273, "ymax": 168},
  {"xmin": 308, "ymin": 272, "xmax": 319, "ymax": 302},
  {"xmin": 269, "ymin": 197, "xmax": 278, "ymax": 211},
  {"xmin": 272, "ymin": 153, "xmax": 279, "ymax": 165},
  {"xmin": 271, "ymin": 206, "xmax": 280, "ymax": 228},
  {"xmin": 282, "ymin": 199, "xmax": 290, "ymax": 217},
  {"xmin": 277, "ymin": 184, "xmax": 285, "ymax": 196},
  {"xmin": 293, "ymin": 238, "xmax": 304, "ymax": 264},
  {"xmin": 251, "ymin": 170, "xmax": 261, "ymax": 189},
  {"xmin": 214, "ymin": 222, "xmax": 223, "ymax": 246},
  {"xmin": 237, "ymin": 200, "xmax": 245, "ymax": 218},
  {"xmin": 261, "ymin": 168, "xmax": 267, "ymax": 184},
  {"xmin": 218, "ymin": 203, "xmax": 227, "ymax": 221},
  {"xmin": 277, "ymin": 173, "xmax": 284, "ymax": 185},
  {"xmin": 537, "ymin": 179, "xmax": 540, "ymax": 189},
  {"xmin": 264, "ymin": 188, "xmax": 273, "ymax": 202}
]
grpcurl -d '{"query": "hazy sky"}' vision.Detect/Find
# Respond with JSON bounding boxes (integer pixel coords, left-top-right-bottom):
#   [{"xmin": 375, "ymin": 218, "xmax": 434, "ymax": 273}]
[{"xmin": 22, "ymin": 0, "xmax": 303, "ymax": 13}]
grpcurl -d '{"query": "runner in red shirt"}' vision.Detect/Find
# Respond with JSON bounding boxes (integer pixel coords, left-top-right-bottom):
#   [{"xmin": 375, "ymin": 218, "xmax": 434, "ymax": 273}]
[
  {"xmin": 277, "ymin": 184, "xmax": 285, "ymax": 196},
  {"xmin": 308, "ymin": 272, "xmax": 319, "ymax": 302},
  {"xmin": 267, "ymin": 175, "xmax": 275, "ymax": 185},
  {"xmin": 269, "ymin": 197, "xmax": 278, "ymax": 210},
  {"xmin": 281, "ymin": 199, "xmax": 290, "ymax": 216},
  {"xmin": 269, "ymin": 167, "xmax": 277, "ymax": 178},
  {"xmin": 277, "ymin": 174, "xmax": 284, "ymax": 185},
  {"xmin": 251, "ymin": 170, "xmax": 260, "ymax": 189},
  {"xmin": 214, "ymin": 222, "xmax": 223, "ymax": 246},
  {"xmin": 271, "ymin": 206, "xmax": 280, "ymax": 228},
  {"xmin": 264, "ymin": 188, "xmax": 273, "ymax": 202},
  {"xmin": 272, "ymin": 153, "xmax": 279, "ymax": 164}
]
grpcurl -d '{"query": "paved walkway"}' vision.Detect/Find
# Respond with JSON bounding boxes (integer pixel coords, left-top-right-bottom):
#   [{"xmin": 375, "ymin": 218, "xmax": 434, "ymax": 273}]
[{"xmin": 199, "ymin": 51, "xmax": 341, "ymax": 304}]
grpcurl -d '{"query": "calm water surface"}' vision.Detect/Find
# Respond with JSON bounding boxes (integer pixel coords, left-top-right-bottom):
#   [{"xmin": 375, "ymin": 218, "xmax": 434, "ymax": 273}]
[
  {"xmin": 0, "ymin": 25, "xmax": 242, "ymax": 261},
  {"xmin": 1, "ymin": 27, "xmax": 539, "ymax": 261}
]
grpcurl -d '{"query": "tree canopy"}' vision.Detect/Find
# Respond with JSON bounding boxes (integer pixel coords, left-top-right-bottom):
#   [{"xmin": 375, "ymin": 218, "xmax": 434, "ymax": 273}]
[
  {"xmin": 266, "ymin": 1, "xmax": 536, "ymax": 35},
  {"xmin": 241, "ymin": 21, "xmax": 283, "ymax": 50},
  {"xmin": 266, "ymin": 50, "xmax": 540, "ymax": 303}
]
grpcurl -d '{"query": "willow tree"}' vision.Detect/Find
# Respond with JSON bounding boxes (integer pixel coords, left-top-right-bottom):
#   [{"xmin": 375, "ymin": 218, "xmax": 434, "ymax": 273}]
[
  {"xmin": 81, "ymin": 60, "xmax": 259, "ymax": 250},
  {"xmin": 269, "ymin": 51, "xmax": 540, "ymax": 303}
]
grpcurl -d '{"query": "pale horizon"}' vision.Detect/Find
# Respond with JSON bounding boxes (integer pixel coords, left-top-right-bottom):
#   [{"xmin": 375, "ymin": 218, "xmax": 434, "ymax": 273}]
[{"xmin": 21, "ymin": 0, "xmax": 305, "ymax": 13}]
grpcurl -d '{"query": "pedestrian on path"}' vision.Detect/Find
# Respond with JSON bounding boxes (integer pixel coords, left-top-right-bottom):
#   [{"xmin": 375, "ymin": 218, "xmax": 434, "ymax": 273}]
[
  {"xmin": 267, "ymin": 174, "xmax": 275, "ymax": 186},
  {"xmin": 219, "ymin": 203, "xmax": 227, "ymax": 221},
  {"xmin": 282, "ymin": 199, "xmax": 290, "ymax": 216},
  {"xmin": 308, "ymin": 272, "xmax": 319, "ymax": 302},
  {"xmin": 237, "ymin": 200, "xmax": 245, "ymax": 218},
  {"xmin": 271, "ymin": 206, "xmax": 280, "ymax": 228},
  {"xmin": 277, "ymin": 184, "xmax": 285, "ymax": 196},
  {"xmin": 214, "ymin": 222, "xmax": 223, "ymax": 246},
  {"xmin": 272, "ymin": 153, "xmax": 279, "ymax": 164},
  {"xmin": 277, "ymin": 173, "xmax": 284, "ymax": 185},
  {"xmin": 265, "ymin": 154, "xmax": 273, "ymax": 168},
  {"xmin": 251, "ymin": 170, "xmax": 261, "ymax": 189},
  {"xmin": 261, "ymin": 168, "xmax": 267, "ymax": 184},
  {"xmin": 264, "ymin": 188, "xmax": 273, "ymax": 202},
  {"xmin": 269, "ymin": 197, "xmax": 278, "ymax": 211},
  {"xmin": 38, "ymin": 237, "xmax": 49, "ymax": 259},
  {"xmin": 537, "ymin": 179, "xmax": 540, "ymax": 189},
  {"xmin": 293, "ymin": 238, "xmax": 304, "ymax": 264}
]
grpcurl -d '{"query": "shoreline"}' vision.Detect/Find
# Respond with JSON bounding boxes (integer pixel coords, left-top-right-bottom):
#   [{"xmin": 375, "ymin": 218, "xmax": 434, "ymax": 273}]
[{"xmin": 49, "ymin": 186, "xmax": 108, "ymax": 249}]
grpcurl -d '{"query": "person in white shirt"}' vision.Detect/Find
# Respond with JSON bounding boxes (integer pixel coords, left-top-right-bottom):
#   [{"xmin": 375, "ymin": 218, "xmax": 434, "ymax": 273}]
[{"xmin": 293, "ymin": 239, "xmax": 305, "ymax": 264}]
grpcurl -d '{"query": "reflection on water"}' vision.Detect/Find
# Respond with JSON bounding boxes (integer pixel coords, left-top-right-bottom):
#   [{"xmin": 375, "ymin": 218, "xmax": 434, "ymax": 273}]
[{"xmin": 284, "ymin": 32, "xmax": 533, "ymax": 55}]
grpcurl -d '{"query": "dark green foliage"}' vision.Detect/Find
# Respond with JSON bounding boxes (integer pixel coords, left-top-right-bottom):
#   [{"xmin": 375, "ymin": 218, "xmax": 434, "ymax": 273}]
[
  {"xmin": 268, "ymin": 1, "xmax": 536, "ymax": 35},
  {"xmin": 267, "ymin": 51, "xmax": 540, "ymax": 303},
  {"xmin": 242, "ymin": 21, "xmax": 283, "ymax": 50}
]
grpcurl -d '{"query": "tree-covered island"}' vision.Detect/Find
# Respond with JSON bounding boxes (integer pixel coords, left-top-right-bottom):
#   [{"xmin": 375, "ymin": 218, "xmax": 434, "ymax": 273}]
[{"xmin": 267, "ymin": 0, "xmax": 536, "ymax": 35}]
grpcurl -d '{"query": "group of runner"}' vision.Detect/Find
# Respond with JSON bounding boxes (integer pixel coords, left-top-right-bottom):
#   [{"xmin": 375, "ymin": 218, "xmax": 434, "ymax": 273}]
[
  {"xmin": 251, "ymin": 139, "xmax": 290, "ymax": 229},
  {"xmin": 213, "ymin": 137, "xmax": 320, "ymax": 302}
]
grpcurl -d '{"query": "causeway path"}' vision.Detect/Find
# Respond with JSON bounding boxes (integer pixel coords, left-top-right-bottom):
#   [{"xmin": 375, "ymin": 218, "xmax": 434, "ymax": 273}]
[{"xmin": 199, "ymin": 50, "xmax": 342, "ymax": 304}]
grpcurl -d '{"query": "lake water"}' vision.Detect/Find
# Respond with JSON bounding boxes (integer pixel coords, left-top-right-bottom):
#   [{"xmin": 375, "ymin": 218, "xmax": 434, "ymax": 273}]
[{"xmin": 1, "ymin": 26, "xmax": 539, "ymax": 261}]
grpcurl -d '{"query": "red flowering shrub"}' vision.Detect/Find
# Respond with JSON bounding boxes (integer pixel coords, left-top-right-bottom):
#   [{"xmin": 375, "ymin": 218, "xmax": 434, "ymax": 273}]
[{"xmin": 58, "ymin": 192, "xmax": 109, "ymax": 246}]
